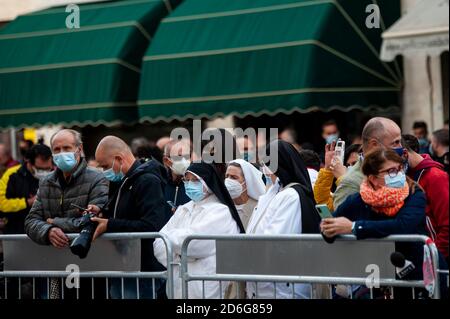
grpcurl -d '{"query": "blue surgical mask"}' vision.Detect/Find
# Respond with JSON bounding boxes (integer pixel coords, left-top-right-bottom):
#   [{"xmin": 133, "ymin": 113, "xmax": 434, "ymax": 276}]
[
  {"xmin": 53, "ymin": 151, "xmax": 78, "ymax": 172},
  {"xmin": 325, "ymin": 134, "xmax": 339, "ymax": 145},
  {"xmin": 384, "ymin": 171, "xmax": 406, "ymax": 188},
  {"xmin": 392, "ymin": 147, "xmax": 405, "ymax": 157},
  {"xmin": 264, "ymin": 174, "xmax": 273, "ymax": 186},
  {"xmin": 243, "ymin": 152, "xmax": 251, "ymax": 162},
  {"xmin": 184, "ymin": 181, "xmax": 206, "ymax": 202},
  {"xmin": 103, "ymin": 159, "xmax": 124, "ymax": 182},
  {"xmin": 418, "ymin": 138, "xmax": 429, "ymax": 147}
]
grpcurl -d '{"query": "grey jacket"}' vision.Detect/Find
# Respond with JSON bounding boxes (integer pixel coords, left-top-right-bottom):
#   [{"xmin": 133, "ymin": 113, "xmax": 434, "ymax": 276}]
[
  {"xmin": 332, "ymin": 158, "xmax": 365, "ymax": 209},
  {"xmin": 25, "ymin": 158, "xmax": 108, "ymax": 245}
]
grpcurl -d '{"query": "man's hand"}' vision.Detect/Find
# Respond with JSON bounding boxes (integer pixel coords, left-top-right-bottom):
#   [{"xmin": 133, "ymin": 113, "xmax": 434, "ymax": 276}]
[
  {"xmin": 48, "ymin": 227, "xmax": 69, "ymax": 248},
  {"xmin": 91, "ymin": 217, "xmax": 108, "ymax": 241},
  {"xmin": 320, "ymin": 217, "xmax": 353, "ymax": 237},
  {"xmin": 27, "ymin": 195, "xmax": 36, "ymax": 207},
  {"xmin": 324, "ymin": 141, "xmax": 336, "ymax": 170},
  {"xmin": 86, "ymin": 204, "xmax": 101, "ymax": 216}
]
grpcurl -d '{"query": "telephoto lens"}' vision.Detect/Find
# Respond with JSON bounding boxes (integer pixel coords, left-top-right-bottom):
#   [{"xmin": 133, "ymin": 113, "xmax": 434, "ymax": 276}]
[{"xmin": 70, "ymin": 213, "xmax": 98, "ymax": 259}]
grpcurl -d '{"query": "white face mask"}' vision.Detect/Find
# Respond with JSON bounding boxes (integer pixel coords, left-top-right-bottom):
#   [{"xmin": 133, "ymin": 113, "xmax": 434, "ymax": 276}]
[
  {"xmin": 225, "ymin": 178, "xmax": 246, "ymax": 199},
  {"xmin": 170, "ymin": 157, "xmax": 191, "ymax": 176},
  {"xmin": 33, "ymin": 168, "xmax": 52, "ymax": 180}
]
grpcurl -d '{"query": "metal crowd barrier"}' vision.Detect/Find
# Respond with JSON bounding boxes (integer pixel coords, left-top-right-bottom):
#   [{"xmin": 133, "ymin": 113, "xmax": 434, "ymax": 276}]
[
  {"xmin": 0, "ymin": 232, "xmax": 173, "ymax": 299},
  {"xmin": 0, "ymin": 233, "xmax": 446, "ymax": 299},
  {"xmin": 180, "ymin": 234, "xmax": 443, "ymax": 299}
]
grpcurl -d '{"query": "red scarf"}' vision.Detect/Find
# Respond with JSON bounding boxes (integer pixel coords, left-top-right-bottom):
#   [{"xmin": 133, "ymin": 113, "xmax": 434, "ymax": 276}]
[{"xmin": 360, "ymin": 179, "xmax": 409, "ymax": 217}]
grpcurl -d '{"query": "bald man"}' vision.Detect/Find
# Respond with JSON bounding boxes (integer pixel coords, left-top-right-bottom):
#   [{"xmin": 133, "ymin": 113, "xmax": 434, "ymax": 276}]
[
  {"xmin": 332, "ymin": 117, "xmax": 403, "ymax": 209},
  {"xmin": 25, "ymin": 129, "xmax": 108, "ymax": 247},
  {"xmin": 88, "ymin": 135, "xmax": 171, "ymax": 299}
]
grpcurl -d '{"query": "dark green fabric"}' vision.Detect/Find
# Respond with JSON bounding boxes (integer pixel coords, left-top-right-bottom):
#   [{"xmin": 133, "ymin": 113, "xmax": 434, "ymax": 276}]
[
  {"xmin": 138, "ymin": 0, "xmax": 402, "ymax": 121},
  {"xmin": 0, "ymin": 0, "xmax": 175, "ymax": 128}
]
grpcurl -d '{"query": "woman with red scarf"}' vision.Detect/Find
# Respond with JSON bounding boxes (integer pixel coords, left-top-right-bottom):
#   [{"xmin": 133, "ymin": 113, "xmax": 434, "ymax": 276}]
[
  {"xmin": 321, "ymin": 148, "xmax": 430, "ymax": 298},
  {"xmin": 321, "ymin": 148, "xmax": 427, "ymax": 241}
]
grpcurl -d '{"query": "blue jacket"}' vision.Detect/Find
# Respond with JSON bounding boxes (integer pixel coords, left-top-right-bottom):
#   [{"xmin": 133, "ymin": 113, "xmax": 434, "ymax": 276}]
[
  {"xmin": 329, "ymin": 188, "xmax": 427, "ymax": 281},
  {"xmin": 334, "ymin": 189, "xmax": 427, "ymax": 239}
]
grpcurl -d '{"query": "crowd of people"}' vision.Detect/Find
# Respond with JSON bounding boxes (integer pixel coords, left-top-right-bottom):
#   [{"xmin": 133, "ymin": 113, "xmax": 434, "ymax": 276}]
[{"xmin": 0, "ymin": 116, "xmax": 448, "ymax": 299}]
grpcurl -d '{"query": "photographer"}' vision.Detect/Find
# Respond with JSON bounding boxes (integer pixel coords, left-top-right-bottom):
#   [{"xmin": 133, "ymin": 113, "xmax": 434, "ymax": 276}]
[
  {"xmin": 88, "ymin": 136, "xmax": 171, "ymax": 299},
  {"xmin": 24, "ymin": 129, "xmax": 108, "ymax": 299},
  {"xmin": 25, "ymin": 129, "xmax": 108, "ymax": 246}
]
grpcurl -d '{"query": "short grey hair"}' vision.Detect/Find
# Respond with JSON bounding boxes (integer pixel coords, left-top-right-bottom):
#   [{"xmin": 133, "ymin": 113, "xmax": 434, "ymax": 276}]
[{"xmin": 50, "ymin": 129, "xmax": 83, "ymax": 147}]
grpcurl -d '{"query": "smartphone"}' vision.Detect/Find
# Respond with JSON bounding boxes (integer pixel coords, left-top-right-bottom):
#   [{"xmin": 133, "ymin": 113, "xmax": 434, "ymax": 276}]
[
  {"xmin": 315, "ymin": 204, "xmax": 333, "ymax": 219},
  {"xmin": 70, "ymin": 203, "xmax": 88, "ymax": 212},
  {"xmin": 334, "ymin": 139, "xmax": 345, "ymax": 164}
]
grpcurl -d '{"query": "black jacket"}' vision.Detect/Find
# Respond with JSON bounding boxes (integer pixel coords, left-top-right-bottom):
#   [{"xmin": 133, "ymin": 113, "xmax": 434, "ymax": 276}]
[
  {"xmin": 163, "ymin": 168, "xmax": 190, "ymax": 210},
  {"xmin": 102, "ymin": 158, "xmax": 172, "ymax": 272},
  {"xmin": 1, "ymin": 165, "xmax": 38, "ymax": 234}
]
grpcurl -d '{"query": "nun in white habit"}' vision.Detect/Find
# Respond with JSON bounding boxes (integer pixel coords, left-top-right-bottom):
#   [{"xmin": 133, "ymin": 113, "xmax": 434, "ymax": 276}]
[
  {"xmin": 246, "ymin": 140, "xmax": 321, "ymax": 299},
  {"xmin": 225, "ymin": 159, "xmax": 266, "ymax": 230}
]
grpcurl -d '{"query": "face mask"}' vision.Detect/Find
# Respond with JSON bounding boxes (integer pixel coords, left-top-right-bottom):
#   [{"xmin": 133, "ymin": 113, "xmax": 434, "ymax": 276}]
[
  {"xmin": 33, "ymin": 168, "xmax": 52, "ymax": 180},
  {"xmin": 20, "ymin": 148, "xmax": 28, "ymax": 157},
  {"xmin": 264, "ymin": 175, "xmax": 273, "ymax": 186},
  {"xmin": 325, "ymin": 134, "xmax": 339, "ymax": 145},
  {"xmin": 184, "ymin": 181, "xmax": 206, "ymax": 202},
  {"xmin": 260, "ymin": 164, "xmax": 273, "ymax": 186},
  {"xmin": 418, "ymin": 138, "xmax": 429, "ymax": 148},
  {"xmin": 225, "ymin": 178, "xmax": 245, "ymax": 199},
  {"xmin": 103, "ymin": 159, "xmax": 124, "ymax": 182},
  {"xmin": 53, "ymin": 151, "xmax": 78, "ymax": 172},
  {"xmin": 384, "ymin": 171, "xmax": 406, "ymax": 189},
  {"xmin": 392, "ymin": 147, "xmax": 405, "ymax": 157},
  {"xmin": 429, "ymin": 144, "xmax": 435, "ymax": 156},
  {"xmin": 243, "ymin": 151, "xmax": 254, "ymax": 162},
  {"xmin": 170, "ymin": 158, "xmax": 190, "ymax": 176}
]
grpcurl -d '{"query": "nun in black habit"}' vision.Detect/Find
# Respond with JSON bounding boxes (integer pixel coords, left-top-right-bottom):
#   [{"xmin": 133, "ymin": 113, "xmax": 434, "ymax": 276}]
[
  {"xmin": 246, "ymin": 140, "xmax": 320, "ymax": 299},
  {"xmin": 153, "ymin": 162, "xmax": 244, "ymax": 299}
]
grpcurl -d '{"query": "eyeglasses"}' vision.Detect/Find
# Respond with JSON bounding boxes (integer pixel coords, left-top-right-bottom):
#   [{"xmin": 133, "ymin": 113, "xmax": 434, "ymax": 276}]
[{"xmin": 378, "ymin": 165, "xmax": 403, "ymax": 178}]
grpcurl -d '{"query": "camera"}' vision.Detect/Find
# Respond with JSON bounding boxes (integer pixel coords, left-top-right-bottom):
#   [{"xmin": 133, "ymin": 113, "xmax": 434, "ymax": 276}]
[{"xmin": 70, "ymin": 213, "xmax": 98, "ymax": 259}]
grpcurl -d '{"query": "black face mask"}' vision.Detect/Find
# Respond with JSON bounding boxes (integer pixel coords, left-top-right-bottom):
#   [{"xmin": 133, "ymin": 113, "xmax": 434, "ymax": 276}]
[{"xmin": 19, "ymin": 148, "xmax": 28, "ymax": 157}]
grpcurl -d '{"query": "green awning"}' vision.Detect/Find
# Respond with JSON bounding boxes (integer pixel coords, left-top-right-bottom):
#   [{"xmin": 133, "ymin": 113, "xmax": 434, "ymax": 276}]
[
  {"xmin": 138, "ymin": 0, "xmax": 402, "ymax": 122},
  {"xmin": 0, "ymin": 0, "xmax": 176, "ymax": 129}
]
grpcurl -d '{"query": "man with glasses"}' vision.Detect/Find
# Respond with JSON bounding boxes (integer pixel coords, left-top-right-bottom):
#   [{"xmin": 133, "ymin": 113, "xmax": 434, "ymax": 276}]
[
  {"xmin": 25, "ymin": 129, "xmax": 108, "ymax": 247},
  {"xmin": 333, "ymin": 117, "xmax": 403, "ymax": 209},
  {"xmin": 0, "ymin": 144, "xmax": 53, "ymax": 234}
]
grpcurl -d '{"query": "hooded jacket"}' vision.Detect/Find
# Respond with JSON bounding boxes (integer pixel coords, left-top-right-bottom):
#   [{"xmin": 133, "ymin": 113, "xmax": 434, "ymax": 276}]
[
  {"xmin": 102, "ymin": 158, "xmax": 172, "ymax": 271},
  {"xmin": 409, "ymin": 154, "xmax": 449, "ymax": 258},
  {"xmin": 0, "ymin": 164, "xmax": 39, "ymax": 234}
]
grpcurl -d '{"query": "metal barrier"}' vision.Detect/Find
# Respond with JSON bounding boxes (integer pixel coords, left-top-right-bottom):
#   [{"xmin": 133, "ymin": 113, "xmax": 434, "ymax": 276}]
[
  {"xmin": 1, "ymin": 233, "xmax": 446, "ymax": 299},
  {"xmin": 180, "ymin": 234, "xmax": 443, "ymax": 299},
  {"xmin": 0, "ymin": 232, "xmax": 173, "ymax": 299}
]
